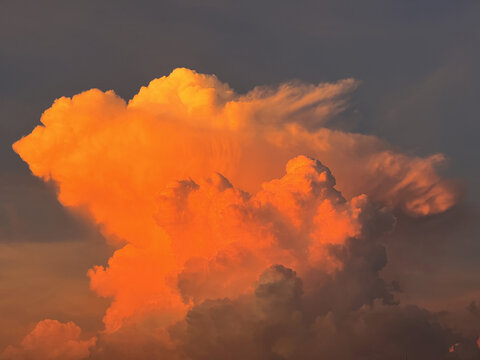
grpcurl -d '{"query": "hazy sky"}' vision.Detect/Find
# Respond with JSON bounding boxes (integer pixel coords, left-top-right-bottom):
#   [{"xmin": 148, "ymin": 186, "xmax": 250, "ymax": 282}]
[{"xmin": 1, "ymin": 1, "xmax": 479, "ymax": 358}]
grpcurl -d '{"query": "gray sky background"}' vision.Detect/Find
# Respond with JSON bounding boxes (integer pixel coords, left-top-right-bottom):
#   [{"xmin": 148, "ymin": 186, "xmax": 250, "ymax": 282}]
[{"xmin": 1, "ymin": 0, "xmax": 479, "ymax": 349}]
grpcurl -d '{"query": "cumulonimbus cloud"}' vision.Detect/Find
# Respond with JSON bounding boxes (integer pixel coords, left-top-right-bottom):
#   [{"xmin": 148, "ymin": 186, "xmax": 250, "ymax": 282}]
[{"xmin": 8, "ymin": 68, "xmax": 475, "ymax": 359}]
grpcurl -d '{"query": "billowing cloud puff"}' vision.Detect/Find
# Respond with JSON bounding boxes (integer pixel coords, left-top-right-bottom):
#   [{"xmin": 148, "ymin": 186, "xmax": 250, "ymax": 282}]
[
  {"xmin": 86, "ymin": 155, "xmax": 393, "ymax": 332},
  {"xmin": 8, "ymin": 68, "xmax": 468, "ymax": 359},
  {"xmin": 0, "ymin": 319, "xmax": 95, "ymax": 360},
  {"xmin": 13, "ymin": 68, "xmax": 458, "ymax": 230}
]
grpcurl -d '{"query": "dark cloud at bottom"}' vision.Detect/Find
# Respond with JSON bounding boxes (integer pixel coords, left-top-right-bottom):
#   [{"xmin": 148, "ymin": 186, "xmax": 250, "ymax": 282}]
[{"xmin": 91, "ymin": 242, "xmax": 480, "ymax": 360}]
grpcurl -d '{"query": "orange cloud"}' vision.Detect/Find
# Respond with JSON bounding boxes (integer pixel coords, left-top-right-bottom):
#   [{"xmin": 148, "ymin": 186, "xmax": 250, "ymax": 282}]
[
  {"xmin": 1, "ymin": 319, "xmax": 95, "ymax": 360},
  {"xmin": 86, "ymin": 155, "xmax": 389, "ymax": 332},
  {"xmin": 12, "ymin": 68, "xmax": 460, "ymax": 338}
]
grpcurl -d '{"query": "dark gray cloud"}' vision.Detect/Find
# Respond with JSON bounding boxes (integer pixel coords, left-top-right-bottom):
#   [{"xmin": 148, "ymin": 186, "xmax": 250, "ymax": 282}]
[{"xmin": 168, "ymin": 262, "xmax": 479, "ymax": 360}]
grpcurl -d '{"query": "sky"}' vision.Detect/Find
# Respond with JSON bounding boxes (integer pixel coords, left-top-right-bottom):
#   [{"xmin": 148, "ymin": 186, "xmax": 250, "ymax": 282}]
[{"xmin": 1, "ymin": 1, "xmax": 480, "ymax": 359}]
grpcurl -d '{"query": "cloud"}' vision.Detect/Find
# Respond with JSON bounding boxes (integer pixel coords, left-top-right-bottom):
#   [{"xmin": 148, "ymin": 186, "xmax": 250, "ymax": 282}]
[
  {"xmin": 85, "ymin": 154, "xmax": 393, "ymax": 333},
  {"xmin": 8, "ymin": 68, "xmax": 468, "ymax": 358},
  {"xmin": 1, "ymin": 319, "xmax": 96, "ymax": 360},
  {"xmin": 13, "ymin": 68, "xmax": 459, "ymax": 222},
  {"xmin": 170, "ymin": 265, "xmax": 480, "ymax": 360}
]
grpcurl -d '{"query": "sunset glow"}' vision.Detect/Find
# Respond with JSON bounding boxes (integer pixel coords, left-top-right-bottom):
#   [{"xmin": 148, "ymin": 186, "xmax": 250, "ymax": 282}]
[
  {"xmin": 2, "ymin": 3, "xmax": 480, "ymax": 358},
  {"xmin": 4, "ymin": 68, "xmax": 476, "ymax": 359}
]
